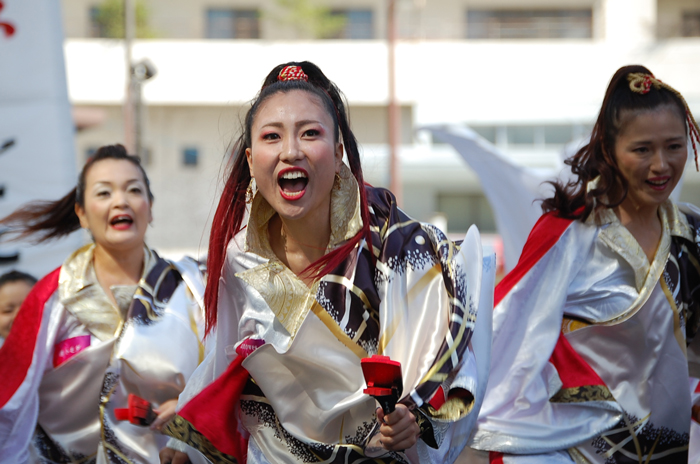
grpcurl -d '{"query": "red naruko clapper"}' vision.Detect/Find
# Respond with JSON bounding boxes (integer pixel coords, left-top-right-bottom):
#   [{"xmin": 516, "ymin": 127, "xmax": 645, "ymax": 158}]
[
  {"xmin": 114, "ymin": 394, "xmax": 157, "ymax": 426},
  {"xmin": 361, "ymin": 355, "xmax": 403, "ymax": 414}
]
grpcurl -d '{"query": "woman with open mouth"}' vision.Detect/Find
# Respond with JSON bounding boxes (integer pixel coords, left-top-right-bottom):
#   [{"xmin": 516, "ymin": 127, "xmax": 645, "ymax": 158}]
[
  {"xmin": 0, "ymin": 144, "xmax": 207, "ymax": 464},
  {"xmin": 469, "ymin": 66, "xmax": 700, "ymax": 463},
  {"xmin": 159, "ymin": 61, "xmax": 493, "ymax": 464}
]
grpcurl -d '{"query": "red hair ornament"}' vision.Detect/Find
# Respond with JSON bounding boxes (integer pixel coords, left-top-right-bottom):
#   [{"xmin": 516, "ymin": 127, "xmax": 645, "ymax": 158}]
[{"xmin": 278, "ymin": 65, "xmax": 309, "ymax": 82}]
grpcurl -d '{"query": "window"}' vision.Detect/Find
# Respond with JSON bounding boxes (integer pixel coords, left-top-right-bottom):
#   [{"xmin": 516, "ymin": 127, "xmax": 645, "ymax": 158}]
[
  {"xmin": 89, "ymin": 6, "xmax": 106, "ymax": 38},
  {"xmin": 206, "ymin": 9, "xmax": 260, "ymax": 39},
  {"xmin": 544, "ymin": 125, "xmax": 574, "ymax": 145},
  {"xmin": 507, "ymin": 126, "xmax": 536, "ymax": 145},
  {"xmin": 471, "ymin": 126, "xmax": 497, "ymax": 144},
  {"xmin": 464, "ymin": 123, "xmax": 584, "ymax": 148},
  {"xmin": 183, "ymin": 147, "xmax": 199, "ymax": 166},
  {"xmin": 682, "ymin": 11, "xmax": 700, "ymax": 37},
  {"xmin": 467, "ymin": 9, "xmax": 592, "ymax": 39},
  {"xmin": 329, "ymin": 9, "xmax": 374, "ymax": 39},
  {"xmin": 437, "ymin": 193, "xmax": 496, "ymax": 233}
]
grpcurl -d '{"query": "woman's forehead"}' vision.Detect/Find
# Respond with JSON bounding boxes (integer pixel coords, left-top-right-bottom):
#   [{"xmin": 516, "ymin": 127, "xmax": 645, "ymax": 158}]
[
  {"xmin": 616, "ymin": 105, "xmax": 686, "ymax": 137},
  {"xmin": 255, "ymin": 90, "xmax": 329, "ymax": 123},
  {"xmin": 85, "ymin": 159, "xmax": 145, "ymax": 184}
]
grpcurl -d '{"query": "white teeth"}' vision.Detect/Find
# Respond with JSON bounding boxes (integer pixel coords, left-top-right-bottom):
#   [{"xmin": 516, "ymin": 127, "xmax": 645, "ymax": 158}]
[{"xmin": 280, "ymin": 171, "xmax": 307, "ymax": 180}]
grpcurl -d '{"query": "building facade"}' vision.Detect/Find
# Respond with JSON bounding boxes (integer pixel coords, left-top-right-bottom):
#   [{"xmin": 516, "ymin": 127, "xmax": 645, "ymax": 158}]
[{"xmin": 61, "ymin": 0, "xmax": 700, "ymax": 259}]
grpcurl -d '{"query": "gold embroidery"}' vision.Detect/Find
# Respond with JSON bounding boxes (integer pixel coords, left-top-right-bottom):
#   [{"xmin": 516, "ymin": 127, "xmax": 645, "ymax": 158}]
[
  {"xmin": 424, "ymin": 395, "xmax": 474, "ymax": 421},
  {"xmin": 236, "ymin": 262, "xmax": 318, "ymax": 339},
  {"xmin": 58, "ymin": 244, "xmax": 155, "ymax": 341},
  {"xmin": 163, "ymin": 415, "xmax": 239, "ymax": 464},
  {"xmin": 329, "ymin": 164, "xmax": 362, "ymax": 246},
  {"xmin": 549, "ymin": 385, "xmax": 614, "ymax": 403}
]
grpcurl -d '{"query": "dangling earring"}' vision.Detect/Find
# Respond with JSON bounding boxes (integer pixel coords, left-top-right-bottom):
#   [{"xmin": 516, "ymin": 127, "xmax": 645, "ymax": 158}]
[
  {"xmin": 334, "ymin": 173, "xmax": 341, "ymax": 191},
  {"xmin": 246, "ymin": 178, "xmax": 257, "ymax": 203}
]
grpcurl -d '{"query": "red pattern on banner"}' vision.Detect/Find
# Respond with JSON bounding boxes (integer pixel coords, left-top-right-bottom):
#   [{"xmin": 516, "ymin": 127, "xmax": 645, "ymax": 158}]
[{"xmin": 0, "ymin": 2, "xmax": 16, "ymax": 38}]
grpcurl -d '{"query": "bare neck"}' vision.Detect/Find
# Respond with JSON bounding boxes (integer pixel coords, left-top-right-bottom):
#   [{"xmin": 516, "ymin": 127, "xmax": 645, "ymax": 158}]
[
  {"xmin": 268, "ymin": 211, "xmax": 332, "ymax": 285},
  {"xmin": 615, "ymin": 200, "xmax": 662, "ymax": 262},
  {"xmin": 92, "ymin": 244, "xmax": 145, "ymax": 290}
]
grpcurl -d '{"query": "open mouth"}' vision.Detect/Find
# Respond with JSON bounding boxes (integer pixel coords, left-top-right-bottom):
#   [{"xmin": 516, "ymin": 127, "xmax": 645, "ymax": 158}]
[
  {"xmin": 110, "ymin": 214, "xmax": 134, "ymax": 229},
  {"xmin": 278, "ymin": 168, "xmax": 308, "ymax": 200},
  {"xmin": 646, "ymin": 177, "xmax": 671, "ymax": 191}
]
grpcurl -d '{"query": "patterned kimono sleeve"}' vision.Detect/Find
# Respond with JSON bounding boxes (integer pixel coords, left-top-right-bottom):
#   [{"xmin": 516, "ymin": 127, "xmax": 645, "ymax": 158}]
[
  {"xmin": 471, "ymin": 214, "xmax": 621, "ymax": 455},
  {"xmin": 0, "ymin": 269, "xmax": 61, "ymax": 463},
  {"xmin": 369, "ymin": 191, "xmax": 485, "ymax": 460},
  {"xmin": 678, "ymin": 203, "xmax": 700, "ymax": 376}
]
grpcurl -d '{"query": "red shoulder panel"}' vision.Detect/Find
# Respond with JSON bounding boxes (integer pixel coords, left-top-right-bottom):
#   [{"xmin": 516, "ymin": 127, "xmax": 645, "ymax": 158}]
[
  {"xmin": 494, "ymin": 212, "xmax": 575, "ymax": 306},
  {"xmin": 495, "ymin": 209, "xmax": 606, "ymax": 389},
  {"xmin": 0, "ymin": 267, "xmax": 61, "ymax": 408}
]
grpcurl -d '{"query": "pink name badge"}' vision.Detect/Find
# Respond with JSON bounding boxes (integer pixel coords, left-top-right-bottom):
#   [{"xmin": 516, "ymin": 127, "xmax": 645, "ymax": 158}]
[
  {"xmin": 235, "ymin": 338, "xmax": 264, "ymax": 358},
  {"xmin": 53, "ymin": 335, "xmax": 91, "ymax": 367}
]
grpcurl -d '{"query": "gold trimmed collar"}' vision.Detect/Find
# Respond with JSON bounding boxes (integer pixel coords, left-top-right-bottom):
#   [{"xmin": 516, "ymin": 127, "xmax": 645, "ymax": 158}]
[
  {"xmin": 58, "ymin": 243, "xmax": 155, "ymax": 341},
  {"xmin": 244, "ymin": 162, "xmax": 362, "ymax": 258},
  {"xmin": 584, "ymin": 177, "xmax": 693, "ymax": 290},
  {"xmin": 237, "ymin": 163, "xmax": 361, "ymax": 340}
]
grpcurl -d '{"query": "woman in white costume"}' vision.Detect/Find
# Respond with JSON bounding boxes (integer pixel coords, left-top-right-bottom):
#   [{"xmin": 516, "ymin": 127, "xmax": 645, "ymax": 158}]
[
  {"xmin": 0, "ymin": 145, "xmax": 206, "ymax": 464},
  {"xmin": 470, "ymin": 65, "xmax": 700, "ymax": 463},
  {"xmin": 160, "ymin": 61, "xmax": 493, "ymax": 464}
]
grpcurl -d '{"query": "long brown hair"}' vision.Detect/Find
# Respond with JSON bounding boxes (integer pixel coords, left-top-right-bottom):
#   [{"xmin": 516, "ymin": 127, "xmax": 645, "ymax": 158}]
[
  {"xmin": 0, "ymin": 144, "xmax": 153, "ymax": 242},
  {"xmin": 542, "ymin": 65, "xmax": 692, "ymax": 219},
  {"xmin": 204, "ymin": 61, "xmax": 372, "ymax": 333}
]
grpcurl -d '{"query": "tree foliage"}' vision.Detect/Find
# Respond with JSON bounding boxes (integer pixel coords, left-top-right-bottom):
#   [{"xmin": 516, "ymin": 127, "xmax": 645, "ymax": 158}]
[{"xmin": 93, "ymin": 0, "xmax": 156, "ymax": 39}]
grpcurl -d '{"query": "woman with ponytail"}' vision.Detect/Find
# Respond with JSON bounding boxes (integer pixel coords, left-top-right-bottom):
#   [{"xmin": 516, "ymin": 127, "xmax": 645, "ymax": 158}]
[
  {"xmin": 0, "ymin": 144, "xmax": 207, "ymax": 464},
  {"xmin": 160, "ymin": 61, "xmax": 489, "ymax": 464},
  {"xmin": 470, "ymin": 65, "xmax": 700, "ymax": 463}
]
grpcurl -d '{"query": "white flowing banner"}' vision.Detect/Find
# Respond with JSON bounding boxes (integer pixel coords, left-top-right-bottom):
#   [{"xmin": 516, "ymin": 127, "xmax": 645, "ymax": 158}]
[
  {"xmin": 424, "ymin": 125, "xmax": 688, "ymax": 272},
  {"xmin": 423, "ymin": 125, "xmax": 563, "ymax": 272},
  {"xmin": 0, "ymin": 0, "xmax": 81, "ymax": 278}
]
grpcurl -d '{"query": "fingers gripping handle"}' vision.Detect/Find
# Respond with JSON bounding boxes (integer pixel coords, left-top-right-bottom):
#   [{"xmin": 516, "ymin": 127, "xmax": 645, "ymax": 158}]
[{"xmin": 361, "ymin": 355, "xmax": 403, "ymax": 415}]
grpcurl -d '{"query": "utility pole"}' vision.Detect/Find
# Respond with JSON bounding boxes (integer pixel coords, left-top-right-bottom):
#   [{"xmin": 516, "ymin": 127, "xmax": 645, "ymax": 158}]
[
  {"xmin": 123, "ymin": 0, "xmax": 136, "ymax": 153},
  {"xmin": 387, "ymin": 0, "xmax": 402, "ymax": 205}
]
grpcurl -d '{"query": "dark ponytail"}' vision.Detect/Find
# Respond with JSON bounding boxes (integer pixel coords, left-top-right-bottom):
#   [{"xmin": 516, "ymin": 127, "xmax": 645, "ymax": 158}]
[{"xmin": 0, "ymin": 144, "xmax": 153, "ymax": 243}]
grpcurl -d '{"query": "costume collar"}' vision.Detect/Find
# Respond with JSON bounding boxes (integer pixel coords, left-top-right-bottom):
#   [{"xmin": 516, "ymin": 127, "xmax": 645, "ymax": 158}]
[
  {"xmin": 237, "ymin": 163, "xmax": 361, "ymax": 340},
  {"xmin": 244, "ymin": 162, "xmax": 362, "ymax": 258},
  {"xmin": 584, "ymin": 176, "xmax": 693, "ymax": 290},
  {"xmin": 585, "ymin": 176, "xmax": 693, "ymax": 240},
  {"xmin": 58, "ymin": 243, "xmax": 155, "ymax": 341}
]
